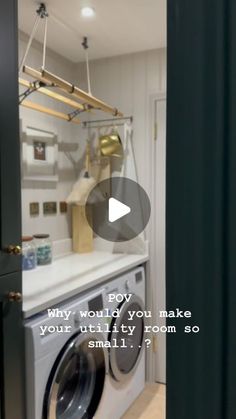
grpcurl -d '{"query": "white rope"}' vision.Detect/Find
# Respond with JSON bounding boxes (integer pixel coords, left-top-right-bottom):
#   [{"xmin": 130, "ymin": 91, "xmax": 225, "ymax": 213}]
[
  {"xmin": 85, "ymin": 49, "xmax": 92, "ymax": 95},
  {"xmin": 18, "ymin": 14, "xmax": 40, "ymax": 74},
  {"xmin": 42, "ymin": 16, "xmax": 48, "ymax": 70}
]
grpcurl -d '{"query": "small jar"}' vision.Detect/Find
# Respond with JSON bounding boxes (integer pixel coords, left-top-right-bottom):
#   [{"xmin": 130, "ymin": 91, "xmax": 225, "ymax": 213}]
[
  {"xmin": 22, "ymin": 236, "xmax": 37, "ymax": 271},
  {"xmin": 33, "ymin": 234, "xmax": 52, "ymax": 265}
]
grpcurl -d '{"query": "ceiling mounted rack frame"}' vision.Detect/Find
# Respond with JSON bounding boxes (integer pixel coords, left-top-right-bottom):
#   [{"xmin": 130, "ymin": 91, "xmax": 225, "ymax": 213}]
[
  {"xmin": 18, "ymin": 3, "xmax": 123, "ymax": 124},
  {"xmin": 19, "ymin": 78, "xmax": 85, "ymax": 110},
  {"xmin": 19, "ymin": 78, "xmax": 86, "ymax": 124},
  {"xmin": 23, "ymin": 66, "xmax": 123, "ymax": 117},
  {"xmin": 21, "ymin": 100, "xmax": 81, "ymax": 124},
  {"xmin": 82, "ymin": 116, "xmax": 133, "ymax": 129}
]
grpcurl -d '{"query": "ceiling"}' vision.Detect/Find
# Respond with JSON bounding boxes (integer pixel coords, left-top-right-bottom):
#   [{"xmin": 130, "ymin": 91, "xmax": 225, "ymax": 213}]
[{"xmin": 18, "ymin": 0, "xmax": 166, "ymax": 62}]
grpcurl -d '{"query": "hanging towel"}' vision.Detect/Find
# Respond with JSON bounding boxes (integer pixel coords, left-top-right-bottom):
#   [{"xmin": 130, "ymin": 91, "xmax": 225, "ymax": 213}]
[{"xmin": 112, "ymin": 122, "xmax": 146, "ymax": 255}]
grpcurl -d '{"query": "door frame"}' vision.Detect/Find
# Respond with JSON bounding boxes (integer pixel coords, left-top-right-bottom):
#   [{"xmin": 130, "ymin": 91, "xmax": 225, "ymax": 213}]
[
  {"xmin": 0, "ymin": 1, "xmax": 25, "ymax": 418},
  {"xmin": 0, "ymin": 0, "xmax": 21, "ymax": 276},
  {"xmin": 146, "ymin": 92, "xmax": 166, "ymax": 383}
]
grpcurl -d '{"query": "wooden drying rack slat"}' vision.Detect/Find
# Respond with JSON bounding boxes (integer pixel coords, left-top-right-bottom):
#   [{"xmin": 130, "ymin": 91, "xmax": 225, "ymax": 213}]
[
  {"xmin": 21, "ymin": 100, "xmax": 81, "ymax": 124},
  {"xmin": 19, "ymin": 78, "xmax": 84, "ymax": 110},
  {"xmin": 23, "ymin": 66, "xmax": 123, "ymax": 117}
]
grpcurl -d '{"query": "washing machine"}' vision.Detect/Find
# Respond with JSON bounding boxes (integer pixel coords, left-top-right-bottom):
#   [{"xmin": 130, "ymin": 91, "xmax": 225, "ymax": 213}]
[
  {"xmin": 97, "ymin": 265, "xmax": 146, "ymax": 419},
  {"xmin": 25, "ymin": 287, "xmax": 109, "ymax": 419},
  {"xmin": 24, "ymin": 265, "xmax": 145, "ymax": 419}
]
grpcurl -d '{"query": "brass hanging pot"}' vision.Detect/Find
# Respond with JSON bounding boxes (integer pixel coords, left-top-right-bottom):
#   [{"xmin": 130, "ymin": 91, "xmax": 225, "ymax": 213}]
[{"xmin": 99, "ymin": 132, "xmax": 123, "ymax": 157}]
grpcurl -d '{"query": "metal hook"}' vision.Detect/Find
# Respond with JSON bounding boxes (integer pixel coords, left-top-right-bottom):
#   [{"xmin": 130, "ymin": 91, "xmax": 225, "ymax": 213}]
[
  {"xmin": 37, "ymin": 3, "xmax": 49, "ymax": 19},
  {"xmin": 82, "ymin": 36, "xmax": 89, "ymax": 50}
]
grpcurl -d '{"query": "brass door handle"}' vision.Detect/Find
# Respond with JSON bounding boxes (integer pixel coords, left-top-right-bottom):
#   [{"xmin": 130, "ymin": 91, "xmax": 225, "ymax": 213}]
[
  {"xmin": 8, "ymin": 292, "xmax": 22, "ymax": 302},
  {"xmin": 4, "ymin": 245, "xmax": 22, "ymax": 255}
]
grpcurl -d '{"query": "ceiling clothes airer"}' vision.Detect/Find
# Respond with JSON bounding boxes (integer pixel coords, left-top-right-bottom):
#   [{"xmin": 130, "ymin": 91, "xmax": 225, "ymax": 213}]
[
  {"xmin": 19, "ymin": 78, "xmax": 85, "ymax": 110},
  {"xmin": 23, "ymin": 66, "xmax": 123, "ymax": 116},
  {"xmin": 18, "ymin": 3, "xmax": 83, "ymax": 124},
  {"xmin": 18, "ymin": 3, "xmax": 123, "ymax": 124}
]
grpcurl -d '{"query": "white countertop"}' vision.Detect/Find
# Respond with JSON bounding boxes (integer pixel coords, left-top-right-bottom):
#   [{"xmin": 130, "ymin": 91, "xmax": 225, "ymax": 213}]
[{"xmin": 23, "ymin": 250, "xmax": 148, "ymax": 319}]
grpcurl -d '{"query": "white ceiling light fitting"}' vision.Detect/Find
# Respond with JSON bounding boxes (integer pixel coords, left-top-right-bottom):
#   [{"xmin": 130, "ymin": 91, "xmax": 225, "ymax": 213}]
[
  {"xmin": 81, "ymin": 6, "xmax": 95, "ymax": 18},
  {"xmin": 80, "ymin": 0, "xmax": 95, "ymax": 19}
]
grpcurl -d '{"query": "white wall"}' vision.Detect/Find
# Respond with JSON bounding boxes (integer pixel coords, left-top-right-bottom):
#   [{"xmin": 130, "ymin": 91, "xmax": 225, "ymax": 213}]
[
  {"xmin": 19, "ymin": 33, "xmax": 82, "ymax": 240},
  {"xmin": 77, "ymin": 50, "xmax": 167, "ymax": 383},
  {"xmin": 77, "ymin": 48, "xmax": 166, "ymax": 192},
  {"xmin": 19, "ymin": 40, "xmax": 167, "ymax": 242}
]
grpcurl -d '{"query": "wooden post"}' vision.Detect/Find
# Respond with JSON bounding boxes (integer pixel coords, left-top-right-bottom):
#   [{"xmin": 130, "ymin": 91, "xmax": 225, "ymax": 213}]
[{"xmin": 72, "ymin": 205, "xmax": 93, "ymax": 253}]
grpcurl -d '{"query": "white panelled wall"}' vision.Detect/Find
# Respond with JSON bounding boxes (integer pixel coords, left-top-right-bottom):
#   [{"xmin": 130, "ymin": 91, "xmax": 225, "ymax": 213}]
[
  {"xmin": 77, "ymin": 49, "xmax": 167, "ymax": 383},
  {"xmin": 20, "ymin": 43, "xmax": 166, "ymax": 240},
  {"xmin": 78, "ymin": 48, "xmax": 166, "ymax": 193}
]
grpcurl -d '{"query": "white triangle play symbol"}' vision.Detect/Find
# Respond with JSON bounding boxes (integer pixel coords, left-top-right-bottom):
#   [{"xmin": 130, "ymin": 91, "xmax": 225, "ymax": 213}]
[{"xmin": 108, "ymin": 197, "xmax": 131, "ymax": 223}]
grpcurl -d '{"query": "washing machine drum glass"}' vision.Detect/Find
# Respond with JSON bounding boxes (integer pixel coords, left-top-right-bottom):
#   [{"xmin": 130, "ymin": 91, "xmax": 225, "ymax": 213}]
[
  {"xmin": 109, "ymin": 295, "xmax": 144, "ymax": 382},
  {"xmin": 44, "ymin": 334, "xmax": 107, "ymax": 419}
]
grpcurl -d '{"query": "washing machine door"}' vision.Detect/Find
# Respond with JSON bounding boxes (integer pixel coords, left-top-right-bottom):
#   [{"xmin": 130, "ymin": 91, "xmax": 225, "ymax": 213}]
[
  {"xmin": 109, "ymin": 294, "xmax": 144, "ymax": 382},
  {"xmin": 44, "ymin": 333, "xmax": 107, "ymax": 419}
]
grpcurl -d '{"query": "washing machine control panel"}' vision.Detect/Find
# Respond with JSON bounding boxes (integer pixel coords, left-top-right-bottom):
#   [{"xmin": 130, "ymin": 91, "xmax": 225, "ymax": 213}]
[
  {"xmin": 25, "ymin": 268, "xmax": 144, "ymax": 360},
  {"xmin": 88, "ymin": 293, "xmax": 103, "ymax": 312}
]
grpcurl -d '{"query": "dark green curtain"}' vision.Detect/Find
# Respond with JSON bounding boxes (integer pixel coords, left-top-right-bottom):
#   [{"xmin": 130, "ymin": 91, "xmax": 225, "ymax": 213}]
[{"xmin": 166, "ymin": 1, "xmax": 236, "ymax": 418}]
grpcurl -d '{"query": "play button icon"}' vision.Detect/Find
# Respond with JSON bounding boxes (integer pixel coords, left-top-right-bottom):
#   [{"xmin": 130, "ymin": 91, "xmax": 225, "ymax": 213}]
[
  {"xmin": 108, "ymin": 198, "xmax": 131, "ymax": 222},
  {"xmin": 85, "ymin": 177, "xmax": 151, "ymax": 242}
]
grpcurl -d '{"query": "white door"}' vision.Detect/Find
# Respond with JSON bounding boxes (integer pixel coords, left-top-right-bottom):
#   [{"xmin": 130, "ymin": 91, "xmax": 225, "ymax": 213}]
[{"xmin": 149, "ymin": 97, "xmax": 166, "ymax": 383}]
